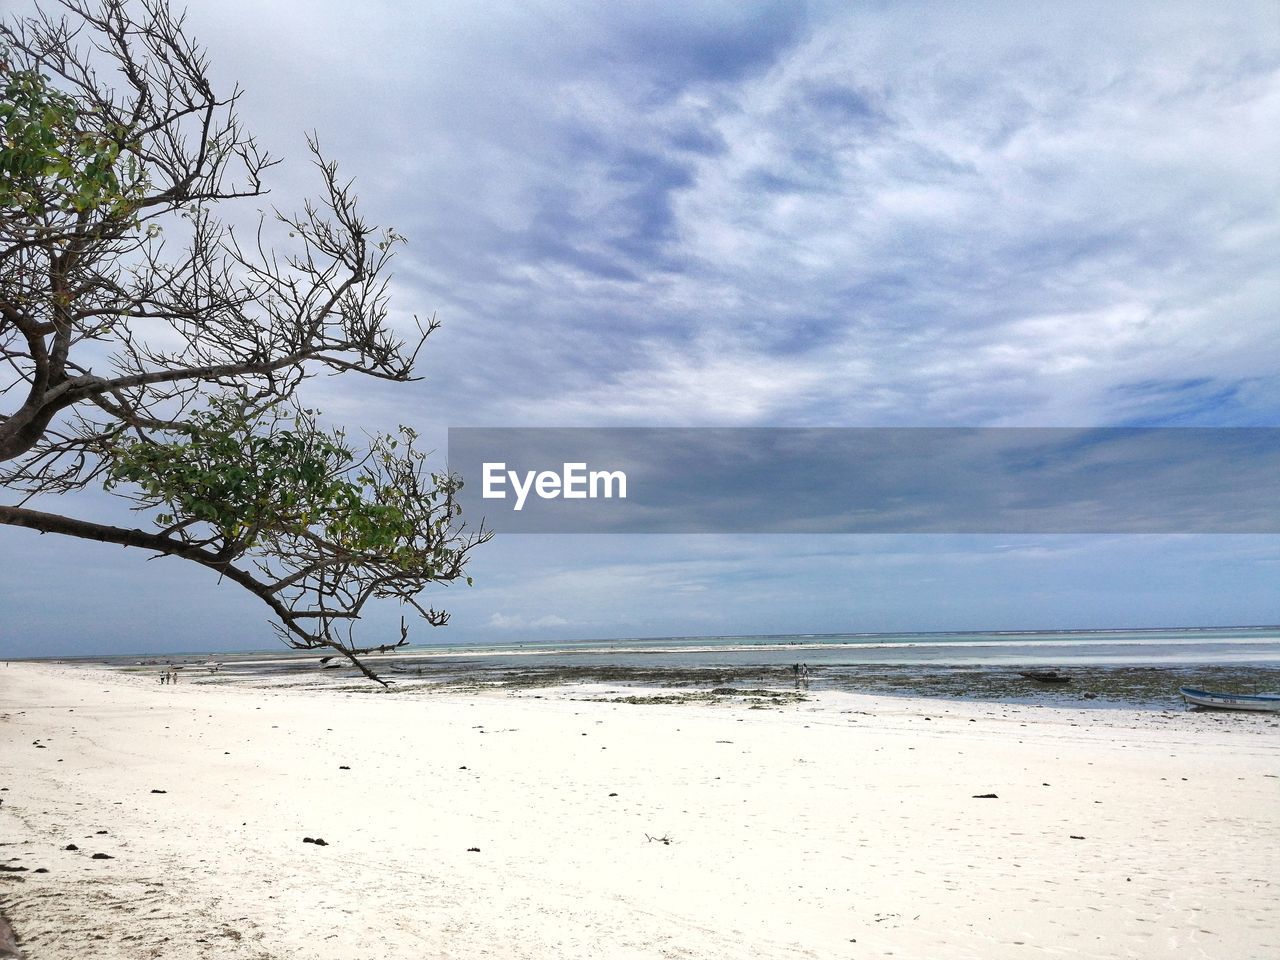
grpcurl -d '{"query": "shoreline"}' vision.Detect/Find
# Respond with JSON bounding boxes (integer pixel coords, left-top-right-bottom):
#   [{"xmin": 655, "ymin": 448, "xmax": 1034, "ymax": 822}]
[
  {"xmin": 21, "ymin": 623, "xmax": 1280, "ymax": 667},
  {"xmin": 2, "ymin": 661, "xmax": 1278, "ymax": 959},
  {"xmin": 70, "ymin": 655, "xmax": 1280, "ymax": 712}
]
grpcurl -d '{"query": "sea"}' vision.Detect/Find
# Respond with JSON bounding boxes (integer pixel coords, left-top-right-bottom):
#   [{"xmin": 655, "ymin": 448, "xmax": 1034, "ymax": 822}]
[
  {"xmin": 386, "ymin": 625, "xmax": 1280, "ymax": 670},
  {"xmin": 77, "ymin": 625, "xmax": 1280, "ymax": 710}
]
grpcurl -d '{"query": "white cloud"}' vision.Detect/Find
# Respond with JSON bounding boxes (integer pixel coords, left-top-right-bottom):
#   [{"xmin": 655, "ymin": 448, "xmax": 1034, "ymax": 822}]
[
  {"xmin": 6, "ymin": 0, "xmax": 1279, "ymax": 652},
  {"xmin": 487, "ymin": 612, "xmax": 571, "ymax": 631},
  {"xmin": 173, "ymin": 0, "xmax": 1280, "ymax": 430}
]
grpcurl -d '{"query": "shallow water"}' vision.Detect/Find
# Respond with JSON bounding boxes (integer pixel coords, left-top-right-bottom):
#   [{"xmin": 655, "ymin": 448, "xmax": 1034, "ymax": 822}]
[{"xmin": 73, "ymin": 625, "xmax": 1280, "ymax": 711}]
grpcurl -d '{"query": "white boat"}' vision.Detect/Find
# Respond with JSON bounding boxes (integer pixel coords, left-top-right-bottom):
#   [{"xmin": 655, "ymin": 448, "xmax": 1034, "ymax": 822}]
[{"xmin": 1179, "ymin": 686, "xmax": 1280, "ymax": 712}]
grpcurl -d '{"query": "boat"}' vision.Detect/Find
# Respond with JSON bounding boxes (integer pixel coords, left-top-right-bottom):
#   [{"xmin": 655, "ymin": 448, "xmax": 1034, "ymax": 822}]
[
  {"xmin": 1019, "ymin": 670, "xmax": 1071, "ymax": 684},
  {"xmin": 1179, "ymin": 687, "xmax": 1280, "ymax": 712}
]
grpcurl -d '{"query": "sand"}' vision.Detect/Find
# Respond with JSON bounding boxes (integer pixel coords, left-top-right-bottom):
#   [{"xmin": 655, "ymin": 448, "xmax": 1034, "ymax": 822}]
[{"xmin": 1, "ymin": 661, "xmax": 1277, "ymax": 960}]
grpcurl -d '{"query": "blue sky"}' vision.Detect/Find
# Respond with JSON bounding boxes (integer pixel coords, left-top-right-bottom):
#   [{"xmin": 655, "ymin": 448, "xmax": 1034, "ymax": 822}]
[{"xmin": 2, "ymin": 1, "xmax": 1279, "ymax": 656}]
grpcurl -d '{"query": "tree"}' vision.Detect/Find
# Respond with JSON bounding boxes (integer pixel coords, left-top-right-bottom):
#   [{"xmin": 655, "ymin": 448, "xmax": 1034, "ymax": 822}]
[{"xmin": 0, "ymin": 0, "xmax": 488, "ymax": 682}]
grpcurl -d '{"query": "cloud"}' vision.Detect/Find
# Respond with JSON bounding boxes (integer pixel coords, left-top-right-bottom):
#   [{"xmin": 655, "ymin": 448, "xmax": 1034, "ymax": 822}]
[
  {"xmin": 169, "ymin": 0, "xmax": 1280, "ymax": 432},
  {"xmin": 487, "ymin": 612, "xmax": 571, "ymax": 631},
  {"xmin": 440, "ymin": 533, "xmax": 1280, "ymax": 641},
  {"xmin": 5, "ymin": 0, "xmax": 1279, "ymax": 653}
]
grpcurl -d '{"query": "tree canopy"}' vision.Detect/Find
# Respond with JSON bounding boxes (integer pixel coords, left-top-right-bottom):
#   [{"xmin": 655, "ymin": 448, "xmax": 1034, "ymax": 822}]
[{"xmin": 0, "ymin": 0, "xmax": 488, "ymax": 681}]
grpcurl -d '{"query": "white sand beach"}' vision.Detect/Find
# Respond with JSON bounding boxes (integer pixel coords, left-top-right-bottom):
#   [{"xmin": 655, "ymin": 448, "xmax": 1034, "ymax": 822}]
[{"xmin": 1, "ymin": 661, "xmax": 1277, "ymax": 959}]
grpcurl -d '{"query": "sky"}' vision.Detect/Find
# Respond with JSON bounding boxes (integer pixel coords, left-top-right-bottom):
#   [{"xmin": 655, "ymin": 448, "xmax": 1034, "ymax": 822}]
[{"xmin": 2, "ymin": 0, "xmax": 1279, "ymax": 656}]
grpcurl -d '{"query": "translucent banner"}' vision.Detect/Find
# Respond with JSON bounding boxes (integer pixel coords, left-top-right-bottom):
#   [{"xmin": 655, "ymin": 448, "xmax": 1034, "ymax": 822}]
[{"xmin": 447, "ymin": 428, "xmax": 1280, "ymax": 534}]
